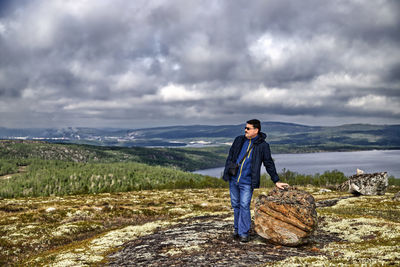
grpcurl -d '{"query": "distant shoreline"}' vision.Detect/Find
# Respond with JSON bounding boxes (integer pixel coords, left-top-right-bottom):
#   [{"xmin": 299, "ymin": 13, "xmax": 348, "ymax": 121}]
[
  {"xmin": 194, "ymin": 149, "xmax": 400, "ymax": 178},
  {"xmin": 272, "ymin": 147, "xmax": 400, "ymax": 155}
]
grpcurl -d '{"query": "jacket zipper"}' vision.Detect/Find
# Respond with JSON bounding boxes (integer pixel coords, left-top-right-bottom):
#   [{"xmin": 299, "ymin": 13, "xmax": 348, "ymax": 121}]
[{"xmin": 237, "ymin": 139, "xmax": 253, "ymax": 183}]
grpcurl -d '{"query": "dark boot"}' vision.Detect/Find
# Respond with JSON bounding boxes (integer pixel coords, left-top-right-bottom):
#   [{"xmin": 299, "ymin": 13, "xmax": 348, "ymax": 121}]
[
  {"xmin": 232, "ymin": 230, "xmax": 239, "ymax": 239},
  {"xmin": 239, "ymin": 235, "xmax": 250, "ymax": 243}
]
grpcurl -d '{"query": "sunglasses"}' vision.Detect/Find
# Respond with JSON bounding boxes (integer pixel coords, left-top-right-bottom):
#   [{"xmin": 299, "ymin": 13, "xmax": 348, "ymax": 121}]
[{"xmin": 245, "ymin": 127, "xmax": 254, "ymax": 131}]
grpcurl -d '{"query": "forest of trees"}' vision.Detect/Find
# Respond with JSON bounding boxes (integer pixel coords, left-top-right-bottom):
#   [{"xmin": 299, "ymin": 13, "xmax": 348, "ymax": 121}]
[{"xmin": 0, "ymin": 159, "xmax": 228, "ymax": 198}]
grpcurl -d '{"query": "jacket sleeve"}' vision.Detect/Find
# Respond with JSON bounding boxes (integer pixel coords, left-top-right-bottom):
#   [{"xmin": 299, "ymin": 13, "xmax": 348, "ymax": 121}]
[
  {"xmin": 222, "ymin": 137, "xmax": 238, "ymax": 181},
  {"xmin": 262, "ymin": 143, "xmax": 280, "ymax": 183}
]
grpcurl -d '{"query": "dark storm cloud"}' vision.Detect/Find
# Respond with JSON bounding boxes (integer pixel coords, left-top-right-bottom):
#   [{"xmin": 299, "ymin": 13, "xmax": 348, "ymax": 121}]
[
  {"xmin": 385, "ymin": 63, "xmax": 400, "ymax": 83},
  {"xmin": 0, "ymin": 0, "xmax": 399, "ymax": 128}
]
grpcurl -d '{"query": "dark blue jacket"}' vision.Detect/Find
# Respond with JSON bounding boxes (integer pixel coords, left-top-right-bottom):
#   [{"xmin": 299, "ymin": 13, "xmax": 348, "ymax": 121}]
[
  {"xmin": 233, "ymin": 135, "xmax": 257, "ymax": 185},
  {"xmin": 223, "ymin": 132, "xmax": 280, "ymax": 188}
]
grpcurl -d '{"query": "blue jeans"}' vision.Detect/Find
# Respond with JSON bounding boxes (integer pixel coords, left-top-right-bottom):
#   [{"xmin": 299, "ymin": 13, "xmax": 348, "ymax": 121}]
[{"xmin": 229, "ymin": 180, "xmax": 254, "ymax": 237}]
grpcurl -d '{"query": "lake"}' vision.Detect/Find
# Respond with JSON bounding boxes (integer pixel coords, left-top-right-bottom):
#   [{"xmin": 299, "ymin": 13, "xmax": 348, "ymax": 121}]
[{"xmin": 193, "ymin": 150, "xmax": 400, "ymax": 178}]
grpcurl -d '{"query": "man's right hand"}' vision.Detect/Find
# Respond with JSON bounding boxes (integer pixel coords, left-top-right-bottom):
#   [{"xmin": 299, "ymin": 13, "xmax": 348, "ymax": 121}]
[{"xmin": 275, "ymin": 182, "xmax": 289, "ymax": 189}]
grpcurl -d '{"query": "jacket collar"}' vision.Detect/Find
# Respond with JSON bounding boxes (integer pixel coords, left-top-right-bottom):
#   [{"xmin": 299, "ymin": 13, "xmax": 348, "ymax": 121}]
[{"xmin": 241, "ymin": 131, "xmax": 267, "ymax": 144}]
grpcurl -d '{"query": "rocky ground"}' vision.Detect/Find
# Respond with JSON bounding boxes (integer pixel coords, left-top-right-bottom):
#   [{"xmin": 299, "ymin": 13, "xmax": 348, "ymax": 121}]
[
  {"xmin": 2, "ymin": 187, "xmax": 400, "ymax": 266},
  {"xmin": 106, "ymin": 213, "xmax": 341, "ymax": 267}
]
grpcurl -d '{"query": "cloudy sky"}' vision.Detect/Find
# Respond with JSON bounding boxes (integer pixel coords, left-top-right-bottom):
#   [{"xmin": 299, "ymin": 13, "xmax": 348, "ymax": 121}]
[{"xmin": 0, "ymin": 0, "xmax": 399, "ymax": 128}]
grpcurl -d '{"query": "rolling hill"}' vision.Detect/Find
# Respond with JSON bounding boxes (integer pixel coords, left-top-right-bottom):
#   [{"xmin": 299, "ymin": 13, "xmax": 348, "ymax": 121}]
[{"xmin": 1, "ymin": 122, "xmax": 399, "ymax": 150}]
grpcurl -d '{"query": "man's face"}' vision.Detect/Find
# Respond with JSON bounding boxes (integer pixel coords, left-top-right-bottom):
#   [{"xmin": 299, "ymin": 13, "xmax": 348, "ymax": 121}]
[{"xmin": 244, "ymin": 123, "xmax": 258, "ymax": 139}]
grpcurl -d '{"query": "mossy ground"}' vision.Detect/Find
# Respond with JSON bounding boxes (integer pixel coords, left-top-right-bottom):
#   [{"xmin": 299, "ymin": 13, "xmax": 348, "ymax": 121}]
[
  {"xmin": 0, "ymin": 188, "xmax": 231, "ymax": 266},
  {"xmin": 1, "ymin": 186, "xmax": 399, "ymax": 266}
]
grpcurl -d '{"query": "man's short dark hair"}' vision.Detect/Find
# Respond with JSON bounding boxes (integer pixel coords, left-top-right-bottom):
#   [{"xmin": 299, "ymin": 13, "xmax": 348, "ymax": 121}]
[{"xmin": 247, "ymin": 119, "xmax": 261, "ymax": 131}]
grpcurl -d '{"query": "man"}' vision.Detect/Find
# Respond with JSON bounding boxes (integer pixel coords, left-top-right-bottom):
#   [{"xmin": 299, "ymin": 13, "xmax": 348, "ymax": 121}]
[{"xmin": 223, "ymin": 119, "xmax": 289, "ymax": 243}]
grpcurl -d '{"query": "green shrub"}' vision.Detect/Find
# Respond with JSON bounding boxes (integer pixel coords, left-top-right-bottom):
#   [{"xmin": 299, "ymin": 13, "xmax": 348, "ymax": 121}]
[
  {"xmin": 389, "ymin": 176, "xmax": 400, "ymax": 186},
  {"xmin": 0, "ymin": 159, "xmax": 19, "ymax": 176},
  {"xmin": 276, "ymin": 168, "xmax": 347, "ymax": 187}
]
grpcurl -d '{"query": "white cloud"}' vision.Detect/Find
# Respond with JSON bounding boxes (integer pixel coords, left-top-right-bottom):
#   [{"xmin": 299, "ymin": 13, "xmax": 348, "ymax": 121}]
[
  {"xmin": 179, "ymin": 33, "xmax": 213, "ymax": 64},
  {"xmin": 158, "ymin": 83, "xmax": 206, "ymax": 102},
  {"xmin": 10, "ymin": 2, "xmax": 60, "ymax": 49},
  {"xmin": 248, "ymin": 34, "xmax": 293, "ymax": 67},
  {"xmin": 161, "ymin": 105, "xmax": 215, "ymax": 119},
  {"xmin": 63, "ymin": 100, "xmax": 131, "ymax": 110},
  {"xmin": 69, "ymin": 61, "xmax": 104, "ymax": 82},
  {"xmin": 114, "ymin": 71, "xmax": 149, "ymax": 91},
  {"xmin": 248, "ymin": 33, "xmax": 338, "ymax": 69},
  {"xmin": 241, "ymin": 85, "xmax": 330, "ymax": 108},
  {"xmin": 347, "ymin": 95, "xmax": 400, "ymax": 114},
  {"xmin": 314, "ymin": 73, "xmax": 377, "ymax": 88},
  {"xmin": 0, "ymin": 22, "xmax": 6, "ymax": 35},
  {"xmin": 242, "ymin": 86, "xmax": 288, "ymax": 103}
]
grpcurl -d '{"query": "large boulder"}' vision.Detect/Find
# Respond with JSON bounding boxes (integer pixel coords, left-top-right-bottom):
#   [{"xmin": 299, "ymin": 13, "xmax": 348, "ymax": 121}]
[
  {"xmin": 337, "ymin": 172, "xmax": 388, "ymax": 195},
  {"xmin": 254, "ymin": 187, "xmax": 318, "ymax": 246}
]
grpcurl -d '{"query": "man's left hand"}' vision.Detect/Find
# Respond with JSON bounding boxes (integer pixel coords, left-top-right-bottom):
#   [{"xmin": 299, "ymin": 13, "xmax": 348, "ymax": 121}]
[{"xmin": 275, "ymin": 182, "xmax": 289, "ymax": 189}]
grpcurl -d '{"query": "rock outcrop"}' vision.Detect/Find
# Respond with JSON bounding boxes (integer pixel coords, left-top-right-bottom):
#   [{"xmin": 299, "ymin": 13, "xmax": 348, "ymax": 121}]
[
  {"xmin": 337, "ymin": 172, "xmax": 388, "ymax": 195},
  {"xmin": 106, "ymin": 214, "xmax": 331, "ymax": 266},
  {"xmin": 254, "ymin": 187, "xmax": 318, "ymax": 246}
]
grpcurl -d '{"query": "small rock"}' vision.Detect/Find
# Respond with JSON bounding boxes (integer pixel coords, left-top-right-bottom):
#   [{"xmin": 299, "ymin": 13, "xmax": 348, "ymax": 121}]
[
  {"xmin": 318, "ymin": 189, "xmax": 332, "ymax": 193},
  {"xmin": 46, "ymin": 207, "xmax": 56, "ymax": 212},
  {"xmin": 337, "ymin": 172, "xmax": 388, "ymax": 195},
  {"xmin": 310, "ymin": 247, "xmax": 320, "ymax": 252}
]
